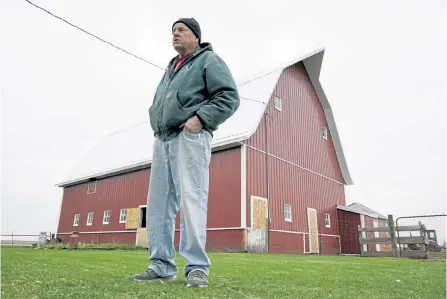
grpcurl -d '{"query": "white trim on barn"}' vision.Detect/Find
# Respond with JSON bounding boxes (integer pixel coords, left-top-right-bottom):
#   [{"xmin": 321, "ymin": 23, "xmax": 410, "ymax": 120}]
[{"xmin": 240, "ymin": 143, "xmax": 247, "ymax": 228}]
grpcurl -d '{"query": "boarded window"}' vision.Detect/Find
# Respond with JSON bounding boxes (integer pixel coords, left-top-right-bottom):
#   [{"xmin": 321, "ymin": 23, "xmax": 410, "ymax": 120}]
[
  {"xmin": 87, "ymin": 179, "xmax": 97, "ymax": 194},
  {"xmin": 125, "ymin": 208, "xmax": 139, "ymax": 229}
]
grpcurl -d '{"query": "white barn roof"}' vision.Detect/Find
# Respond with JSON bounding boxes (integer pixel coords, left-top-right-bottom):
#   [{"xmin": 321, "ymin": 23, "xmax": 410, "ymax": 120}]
[{"xmin": 57, "ymin": 47, "xmax": 353, "ymax": 187}]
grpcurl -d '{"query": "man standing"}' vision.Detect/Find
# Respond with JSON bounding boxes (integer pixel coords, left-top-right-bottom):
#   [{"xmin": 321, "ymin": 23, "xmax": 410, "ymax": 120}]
[{"xmin": 132, "ymin": 18, "xmax": 240, "ymax": 288}]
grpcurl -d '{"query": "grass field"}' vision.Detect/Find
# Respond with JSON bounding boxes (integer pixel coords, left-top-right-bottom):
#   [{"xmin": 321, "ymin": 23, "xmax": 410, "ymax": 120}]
[{"xmin": 1, "ymin": 248, "xmax": 445, "ymax": 298}]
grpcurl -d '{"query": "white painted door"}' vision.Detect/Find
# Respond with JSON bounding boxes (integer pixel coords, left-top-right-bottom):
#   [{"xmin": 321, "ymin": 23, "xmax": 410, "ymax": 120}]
[
  {"xmin": 247, "ymin": 196, "xmax": 268, "ymax": 253},
  {"xmin": 135, "ymin": 205, "xmax": 148, "ymax": 248}
]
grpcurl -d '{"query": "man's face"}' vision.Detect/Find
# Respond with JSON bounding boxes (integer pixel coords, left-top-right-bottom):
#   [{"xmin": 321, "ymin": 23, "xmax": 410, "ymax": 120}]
[{"xmin": 172, "ymin": 22, "xmax": 197, "ymax": 52}]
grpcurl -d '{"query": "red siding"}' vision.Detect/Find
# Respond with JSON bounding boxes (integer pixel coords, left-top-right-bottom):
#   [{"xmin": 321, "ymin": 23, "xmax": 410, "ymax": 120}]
[
  {"xmin": 337, "ymin": 209, "xmax": 361, "ymax": 254},
  {"xmin": 57, "ymin": 148, "xmax": 242, "ymax": 248},
  {"xmin": 269, "ymin": 232, "xmax": 304, "ymax": 254},
  {"xmin": 58, "ymin": 169, "xmax": 150, "ymax": 233},
  {"xmin": 247, "ymin": 62, "xmax": 344, "ymax": 183},
  {"xmin": 246, "ymin": 153, "xmax": 344, "ymax": 233},
  {"xmin": 175, "ymin": 147, "xmax": 241, "ymax": 230},
  {"xmin": 174, "ymin": 229, "xmax": 246, "ymax": 252},
  {"xmin": 245, "ymin": 62, "xmax": 346, "ymax": 254},
  {"xmin": 320, "ymin": 235, "xmax": 340, "ymax": 255}
]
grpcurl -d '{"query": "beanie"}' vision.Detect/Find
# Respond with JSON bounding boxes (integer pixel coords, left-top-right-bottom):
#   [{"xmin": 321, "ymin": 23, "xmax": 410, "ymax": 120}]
[{"xmin": 172, "ymin": 18, "xmax": 201, "ymax": 43}]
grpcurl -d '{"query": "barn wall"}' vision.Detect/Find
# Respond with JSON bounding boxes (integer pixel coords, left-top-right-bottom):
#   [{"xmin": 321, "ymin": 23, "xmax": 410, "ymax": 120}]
[
  {"xmin": 57, "ymin": 169, "xmax": 150, "ymax": 233},
  {"xmin": 337, "ymin": 209, "xmax": 361, "ymax": 254},
  {"xmin": 175, "ymin": 147, "xmax": 241, "ymax": 230},
  {"xmin": 246, "ymin": 62, "xmax": 345, "ymax": 183},
  {"xmin": 174, "ymin": 229, "xmax": 246, "ymax": 252},
  {"xmin": 245, "ymin": 62, "xmax": 345, "ymax": 254},
  {"xmin": 269, "ymin": 232, "xmax": 304, "ymax": 254},
  {"xmin": 57, "ymin": 147, "xmax": 243, "ymax": 249}
]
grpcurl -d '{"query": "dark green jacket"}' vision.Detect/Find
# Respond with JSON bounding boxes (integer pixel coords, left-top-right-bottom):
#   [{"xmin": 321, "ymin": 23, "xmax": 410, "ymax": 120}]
[{"xmin": 149, "ymin": 43, "xmax": 240, "ymax": 141}]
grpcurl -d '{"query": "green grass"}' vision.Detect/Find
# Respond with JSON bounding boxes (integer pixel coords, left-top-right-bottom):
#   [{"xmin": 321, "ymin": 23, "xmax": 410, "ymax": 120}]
[{"xmin": 1, "ymin": 248, "xmax": 445, "ymax": 299}]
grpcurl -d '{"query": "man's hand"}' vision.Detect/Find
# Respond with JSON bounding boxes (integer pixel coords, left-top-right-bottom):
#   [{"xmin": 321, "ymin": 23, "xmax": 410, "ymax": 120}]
[{"xmin": 180, "ymin": 115, "xmax": 203, "ymax": 133}]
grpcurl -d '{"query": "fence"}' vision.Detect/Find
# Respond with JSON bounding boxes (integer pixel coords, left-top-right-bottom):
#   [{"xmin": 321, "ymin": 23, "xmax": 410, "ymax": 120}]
[
  {"xmin": 395, "ymin": 214, "xmax": 446, "ymax": 259},
  {"xmin": 1, "ymin": 232, "xmax": 53, "ymax": 248},
  {"xmin": 358, "ymin": 215, "xmax": 431, "ymax": 259}
]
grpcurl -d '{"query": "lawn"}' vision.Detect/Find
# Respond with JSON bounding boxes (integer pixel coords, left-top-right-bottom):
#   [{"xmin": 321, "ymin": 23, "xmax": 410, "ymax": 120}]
[{"xmin": 1, "ymin": 248, "xmax": 445, "ymax": 298}]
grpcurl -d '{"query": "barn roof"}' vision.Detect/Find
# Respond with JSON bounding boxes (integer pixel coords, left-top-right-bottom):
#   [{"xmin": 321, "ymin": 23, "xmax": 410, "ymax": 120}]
[
  {"xmin": 347, "ymin": 202, "xmax": 388, "ymax": 220},
  {"xmin": 57, "ymin": 46, "xmax": 353, "ymax": 187}
]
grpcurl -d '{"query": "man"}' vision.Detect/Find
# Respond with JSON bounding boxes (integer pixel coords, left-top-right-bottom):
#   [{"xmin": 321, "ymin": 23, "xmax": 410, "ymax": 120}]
[{"xmin": 132, "ymin": 18, "xmax": 240, "ymax": 288}]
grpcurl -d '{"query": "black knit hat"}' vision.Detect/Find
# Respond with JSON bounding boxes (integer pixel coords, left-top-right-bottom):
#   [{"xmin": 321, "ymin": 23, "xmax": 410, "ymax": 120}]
[{"xmin": 172, "ymin": 18, "xmax": 201, "ymax": 43}]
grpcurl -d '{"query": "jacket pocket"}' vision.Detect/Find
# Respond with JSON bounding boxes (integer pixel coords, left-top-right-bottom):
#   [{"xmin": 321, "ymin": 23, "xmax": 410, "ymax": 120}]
[{"xmin": 161, "ymin": 90, "xmax": 188, "ymax": 128}]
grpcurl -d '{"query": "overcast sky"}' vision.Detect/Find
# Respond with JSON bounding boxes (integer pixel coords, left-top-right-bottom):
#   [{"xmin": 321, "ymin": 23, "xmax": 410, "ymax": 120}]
[{"xmin": 1, "ymin": 0, "xmax": 446, "ymax": 242}]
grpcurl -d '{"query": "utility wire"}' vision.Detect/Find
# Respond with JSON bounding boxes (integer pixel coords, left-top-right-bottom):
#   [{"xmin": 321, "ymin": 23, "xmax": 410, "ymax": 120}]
[
  {"xmin": 25, "ymin": 0, "xmax": 166, "ymax": 71},
  {"xmin": 25, "ymin": 0, "xmax": 271, "ymax": 105},
  {"xmin": 238, "ymin": 70, "xmax": 279, "ymax": 87},
  {"xmin": 240, "ymin": 96, "xmax": 267, "ymax": 105}
]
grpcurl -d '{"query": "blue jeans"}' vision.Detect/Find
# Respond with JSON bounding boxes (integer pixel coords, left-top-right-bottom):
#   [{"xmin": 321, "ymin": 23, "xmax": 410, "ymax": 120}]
[{"xmin": 147, "ymin": 129, "xmax": 212, "ymax": 277}]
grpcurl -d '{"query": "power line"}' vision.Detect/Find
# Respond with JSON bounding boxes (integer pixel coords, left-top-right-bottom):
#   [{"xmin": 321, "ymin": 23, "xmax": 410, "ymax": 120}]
[
  {"xmin": 25, "ymin": 0, "xmax": 166, "ymax": 71},
  {"xmin": 25, "ymin": 0, "xmax": 270, "ymax": 105},
  {"xmin": 238, "ymin": 69, "xmax": 279, "ymax": 87},
  {"xmin": 240, "ymin": 96, "xmax": 267, "ymax": 105}
]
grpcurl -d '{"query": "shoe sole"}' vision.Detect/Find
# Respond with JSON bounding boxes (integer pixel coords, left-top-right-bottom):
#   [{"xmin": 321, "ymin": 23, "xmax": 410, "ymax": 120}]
[
  {"xmin": 186, "ymin": 282, "xmax": 208, "ymax": 288},
  {"xmin": 132, "ymin": 276, "xmax": 177, "ymax": 283}
]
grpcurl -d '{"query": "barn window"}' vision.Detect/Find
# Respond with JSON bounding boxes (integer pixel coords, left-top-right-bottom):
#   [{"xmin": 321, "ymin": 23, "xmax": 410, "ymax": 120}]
[
  {"xmin": 274, "ymin": 95, "xmax": 281, "ymax": 111},
  {"xmin": 322, "ymin": 127, "xmax": 328, "ymax": 140},
  {"xmin": 324, "ymin": 213, "xmax": 331, "ymax": 228},
  {"xmin": 86, "ymin": 212, "xmax": 94, "ymax": 226},
  {"xmin": 73, "ymin": 214, "xmax": 80, "ymax": 226},
  {"xmin": 87, "ymin": 178, "xmax": 97, "ymax": 194},
  {"xmin": 103, "ymin": 210, "xmax": 110, "ymax": 224},
  {"xmin": 284, "ymin": 204, "xmax": 292, "ymax": 222},
  {"xmin": 119, "ymin": 209, "xmax": 127, "ymax": 223}
]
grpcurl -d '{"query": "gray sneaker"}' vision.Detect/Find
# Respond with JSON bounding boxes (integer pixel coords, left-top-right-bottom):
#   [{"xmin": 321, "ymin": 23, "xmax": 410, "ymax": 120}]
[
  {"xmin": 186, "ymin": 270, "xmax": 208, "ymax": 288},
  {"xmin": 131, "ymin": 268, "xmax": 176, "ymax": 283}
]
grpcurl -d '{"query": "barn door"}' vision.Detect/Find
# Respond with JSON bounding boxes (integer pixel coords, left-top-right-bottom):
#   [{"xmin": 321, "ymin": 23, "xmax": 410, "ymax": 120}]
[
  {"xmin": 247, "ymin": 196, "xmax": 268, "ymax": 253},
  {"xmin": 136, "ymin": 205, "xmax": 148, "ymax": 248},
  {"xmin": 307, "ymin": 208, "xmax": 320, "ymax": 253}
]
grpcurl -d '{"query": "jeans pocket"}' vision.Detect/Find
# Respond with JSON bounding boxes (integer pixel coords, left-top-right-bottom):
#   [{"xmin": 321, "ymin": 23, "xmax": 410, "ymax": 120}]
[{"xmin": 182, "ymin": 129, "xmax": 203, "ymax": 141}]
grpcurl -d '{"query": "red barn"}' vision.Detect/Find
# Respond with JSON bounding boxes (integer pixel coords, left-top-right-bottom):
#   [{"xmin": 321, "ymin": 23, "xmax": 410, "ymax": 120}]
[
  {"xmin": 337, "ymin": 203, "xmax": 389, "ymax": 255},
  {"xmin": 55, "ymin": 47, "xmax": 354, "ymax": 254}
]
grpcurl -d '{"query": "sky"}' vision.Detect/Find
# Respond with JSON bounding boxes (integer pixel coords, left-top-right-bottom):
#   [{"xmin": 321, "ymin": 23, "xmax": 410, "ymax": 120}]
[{"xmin": 1, "ymin": 0, "xmax": 446, "ymax": 243}]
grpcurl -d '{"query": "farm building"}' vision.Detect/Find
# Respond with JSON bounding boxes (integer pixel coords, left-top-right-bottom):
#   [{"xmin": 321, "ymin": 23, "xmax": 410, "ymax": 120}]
[
  {"xmin": 337, "ymin": 203, "xmax": 390, "ymax": 254},
  {"xmin": 56, "ymin": 46, "xmax": 356, "ymax": 254}
]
